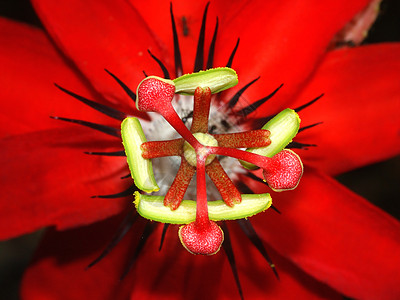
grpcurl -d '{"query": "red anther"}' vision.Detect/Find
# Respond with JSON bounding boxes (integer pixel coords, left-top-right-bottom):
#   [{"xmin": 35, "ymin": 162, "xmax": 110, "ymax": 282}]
[
  {"xmin": 178, "ymin": 220, "xmax": 224, "ymax": 255},
  {"xmin": 262, "ymin": 149, "xmax": 303, "ymax": 192},
  {"xmin": 136, "ymin": 77, "xmax": 175, "ymax": 113}
]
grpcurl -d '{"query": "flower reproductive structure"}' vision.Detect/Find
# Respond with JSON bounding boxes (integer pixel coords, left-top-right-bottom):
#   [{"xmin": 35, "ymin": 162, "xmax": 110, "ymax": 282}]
[{"xmin": 121, "ymin": 67, "xmax": 304, "ymax": 255}]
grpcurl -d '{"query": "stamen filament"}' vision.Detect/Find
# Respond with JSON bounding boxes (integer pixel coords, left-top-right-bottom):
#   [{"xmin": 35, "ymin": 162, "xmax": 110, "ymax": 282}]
[
  {"xmin": 214, "ymin": 130, "xmax": 270, "ymax": 148},
  {"xmin": 141, "ymin": 139, "xmax": 184, "ymax": 158},
  {"xmin": 191, "ymin": 87, "xmax": 212, "ymax": 133},
  {"xmin": 164, "ymin": 158, "xmax": 196, "ymax": 210}
]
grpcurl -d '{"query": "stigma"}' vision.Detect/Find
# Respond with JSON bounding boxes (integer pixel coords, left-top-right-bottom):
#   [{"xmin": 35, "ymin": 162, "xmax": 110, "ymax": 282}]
[{"xmin": 121, "ymin": 68, "xmax": 303, "ymax": 255}]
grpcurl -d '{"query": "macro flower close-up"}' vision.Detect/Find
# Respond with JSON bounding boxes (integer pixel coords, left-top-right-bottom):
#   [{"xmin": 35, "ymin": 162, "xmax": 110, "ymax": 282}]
[{"xmin": 1, "ymin": 0, "xmax": 400, "ymax": 299}]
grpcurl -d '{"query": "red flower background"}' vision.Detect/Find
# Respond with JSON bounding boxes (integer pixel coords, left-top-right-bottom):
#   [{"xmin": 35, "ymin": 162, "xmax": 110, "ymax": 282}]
[{"xmin": 0, "ymin": 0, "xmax": 399, "ymax": 299}]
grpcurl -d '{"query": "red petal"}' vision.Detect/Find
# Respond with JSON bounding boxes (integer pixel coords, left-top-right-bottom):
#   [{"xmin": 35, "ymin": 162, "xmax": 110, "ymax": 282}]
[
  {"xmin": 215, "ymin": 0, "xmax": 371, "ymax": 109},
  {"xmin": 130, "ymin": 0, "xmax": 237, "ymax": 75},
  {"xmin": 0, "ymin": 18, "xmax": 120, "ymax": 137},
  {"xmin": 293, "ymin": 43, "xmax": 400, "ymax": 175},
  {"xmin": 246, "ymin": 168, "xmax": 400, "ymax": 299},
  {"xmin": 21, "ymin": 214, "xmax": 341, "ymax": 299},
  {"xmin": 31, "ymin": 0, "xmax": 165, "ymax": 105},
  {"xmin": 32, "ymin": 0, "xmax": 371, "ymax": 112},
  {"xmin": 131, "ymin": 0, "xmax": 370, "ymax": 111},
  {"xmin": 0, "ymin": 127, "xmax": 128, "ymax": 240}
]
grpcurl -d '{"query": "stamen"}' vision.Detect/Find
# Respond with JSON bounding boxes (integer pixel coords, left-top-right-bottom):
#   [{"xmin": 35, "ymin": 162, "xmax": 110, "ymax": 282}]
[
  {"xmin": 206, "ymin": 159, "xmax": 242, "ymax": 207},
  {"xmin": 298, "ymin": 122, "xmax": 323, "ymax": 133},
  {"xmin": 147, "ymin": 49, "xmax": 171, "ymax": 79},
  {"xmin": 194, "ymin": 2, "xmax": 210, "ymax": 72},
  {"xmin": 141, "ymin": 139, "xmax": 184, "ymax": 158},
  {"xmin": 54, "ymin": 83, "xmax": 127, "ymax": 121},
  {"xmin": 164, "ymin": 158, "xmax": 196, "ymax": 210},
  {"xmin": 191, "ymin": 87, "xmax": 212, "ymax": 133},
  {"xmin": 206, "ymin": 17, "xmax": 219, "ymax": 70},
  {"xmin": 50, "ymin": 116, "xmax": 120, "ymax": 137},
  {"xmin": 214, "ymin": 130, "xmax": 270, "ymax": 148}
]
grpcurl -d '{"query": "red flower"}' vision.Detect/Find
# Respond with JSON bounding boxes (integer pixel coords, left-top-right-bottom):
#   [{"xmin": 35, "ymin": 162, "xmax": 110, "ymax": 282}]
[{"xmin": 1, "ymin": 0, "xmax": 399, "ymax": 299}]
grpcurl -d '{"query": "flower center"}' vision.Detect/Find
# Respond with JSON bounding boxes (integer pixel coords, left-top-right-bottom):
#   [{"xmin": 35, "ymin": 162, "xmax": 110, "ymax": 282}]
[
  {"xmin": 183, "ymin": 132, "xmax": 218, "ymax": 166},
  {"xmin": 121, "ymin": 68, "xmax": 304, "ymax": 255}
]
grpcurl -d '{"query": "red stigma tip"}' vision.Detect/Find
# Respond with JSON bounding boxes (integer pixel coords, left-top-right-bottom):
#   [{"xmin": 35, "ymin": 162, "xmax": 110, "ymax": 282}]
[
  {"xmin": 178, "ymin": 221, "xmax": 224, "ymax": 255},
  {"xmin": 263, "ymin": 149, "xmax": 303, "ymax": 192},
  {"xmin": 136, "ymin": 77, "xmax": 175, "ymax": 113}
]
